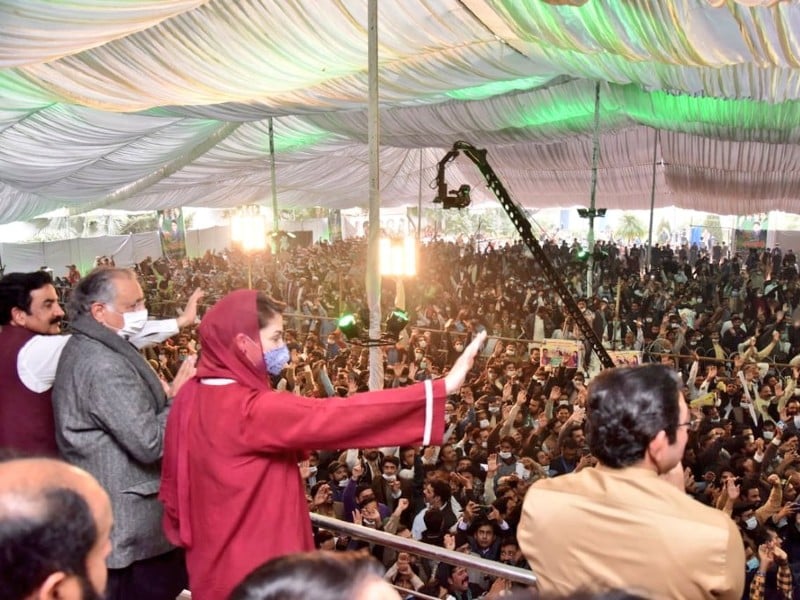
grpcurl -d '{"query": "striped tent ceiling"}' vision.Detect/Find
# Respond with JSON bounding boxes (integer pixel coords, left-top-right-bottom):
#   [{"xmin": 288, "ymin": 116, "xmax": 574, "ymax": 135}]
[{"xmin": 0, "ymin": 0, "xmax": 799, "ymax": 224}]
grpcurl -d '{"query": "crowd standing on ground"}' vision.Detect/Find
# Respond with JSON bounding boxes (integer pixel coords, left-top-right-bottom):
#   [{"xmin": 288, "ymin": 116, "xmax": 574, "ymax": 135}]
[{"xmin": 5, "ymin": 233, "xmax": 800, "ymax": 599}]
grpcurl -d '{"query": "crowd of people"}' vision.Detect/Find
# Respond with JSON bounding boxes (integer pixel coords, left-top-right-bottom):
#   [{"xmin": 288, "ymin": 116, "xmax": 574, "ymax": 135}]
[{"xmin": 4, "ymin": 232, "xmax": 800, "ymax": 599}]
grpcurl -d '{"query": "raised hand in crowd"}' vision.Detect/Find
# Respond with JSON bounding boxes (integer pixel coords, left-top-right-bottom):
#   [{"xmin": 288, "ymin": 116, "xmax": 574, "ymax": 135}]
[
  {"xmin": 393, "ymin": 497, "xmax": 409, "ymax": 517},
  {"xmin": 176, "ymin": 287, "xmax": 205, "ymax": 327},
  {"xmin": 351, "ymin": 460, "xmax": 364, "ymax": 481},
  {"xmin": 444, "ymin": 330, "xmax": 487, "ymax": 394},
  {"xmin": 298, "ymin": 459, "xmax": 312, "ymax": 481}
]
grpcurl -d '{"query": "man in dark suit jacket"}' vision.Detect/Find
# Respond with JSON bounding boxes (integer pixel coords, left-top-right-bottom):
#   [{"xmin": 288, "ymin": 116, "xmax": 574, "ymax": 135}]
[{"xmin": 52, "ymin": 267, "xmax": 189, "ymax": 600}]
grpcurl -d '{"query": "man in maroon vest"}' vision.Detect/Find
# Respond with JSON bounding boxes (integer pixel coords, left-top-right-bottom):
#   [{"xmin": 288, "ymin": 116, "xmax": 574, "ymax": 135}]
[
  {"xmin": 0, "ymin": 271, "xmax": 65, "ymax": 455},
  {"xmin": 0, "ymin": 270, "xmax": 202, "ymax": 457}
]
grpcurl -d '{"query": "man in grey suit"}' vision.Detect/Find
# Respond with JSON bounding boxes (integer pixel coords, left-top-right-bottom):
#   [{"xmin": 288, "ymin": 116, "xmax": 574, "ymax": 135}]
[{"xmin": 53, "ymin": 267, "xmax": 190, "ymax": 600}]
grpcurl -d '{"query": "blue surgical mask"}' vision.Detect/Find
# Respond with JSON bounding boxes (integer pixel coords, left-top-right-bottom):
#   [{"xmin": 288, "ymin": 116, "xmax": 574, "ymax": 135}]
[
  {"xmin": 264, "ymin": 345, "xmax": 290, "ymax": 376},
  {"xmin": 746, "ymin": 557, "xmax": 760, "ymax": 572}
]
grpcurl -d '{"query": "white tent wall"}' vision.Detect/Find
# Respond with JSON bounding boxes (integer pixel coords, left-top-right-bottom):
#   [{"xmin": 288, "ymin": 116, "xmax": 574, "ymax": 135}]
[
  {"xmin": 1, "ymin": 233, "xmax": 158, "ymax": 275},
  {"xmin": 0, "ymin": 221, "xmax": 328, "ymax": 274},
  {"xmin": 184, "ymin": 226, "xmax": 232, "ymax": 260}
]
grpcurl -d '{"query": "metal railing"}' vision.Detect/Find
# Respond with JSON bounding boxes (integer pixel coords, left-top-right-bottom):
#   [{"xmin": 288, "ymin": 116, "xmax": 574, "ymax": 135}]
[
  {"xmin": 310, "ymin": 513, "xmax": 538, "ymax": 588},
  {"xmin": 175, "ymin": 515, "xmax": 537, "ymax": 600}
]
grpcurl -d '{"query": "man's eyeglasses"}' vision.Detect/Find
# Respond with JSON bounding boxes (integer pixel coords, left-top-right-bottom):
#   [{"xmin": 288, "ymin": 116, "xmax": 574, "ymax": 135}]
[{"xmin": 678, "ymin": 418, "xmax": 701, "ymax": 429}]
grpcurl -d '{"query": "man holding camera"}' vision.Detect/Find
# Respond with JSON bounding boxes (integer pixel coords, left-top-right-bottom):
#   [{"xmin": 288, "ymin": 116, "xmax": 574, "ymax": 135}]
[{"xmin": 518, "ymin": 364, "xmax": 745, "ymax": 599}]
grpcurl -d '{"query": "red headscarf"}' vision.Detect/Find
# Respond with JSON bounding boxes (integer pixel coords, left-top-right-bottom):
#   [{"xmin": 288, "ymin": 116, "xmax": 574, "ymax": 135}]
[
  {"xmin": 160, "ymin": 288, "xmax": 271, "ymax": 546},
  {"xmin": 195, "ymin": 289, "xmax": 270, "ymax": 390}
]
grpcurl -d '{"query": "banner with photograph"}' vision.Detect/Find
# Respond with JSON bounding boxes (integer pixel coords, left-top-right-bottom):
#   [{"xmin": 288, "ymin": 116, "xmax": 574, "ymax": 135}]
[
  {"xmin": 539, "ymin": 339, "xmax": 581, "ymax": 368},
  {"xmin": 158, "ymin": 208, "xmax": 187, "ymax": 261},
  {"xmin": 608, "ymin": 350, "xmax": 642, "ymax": 367},
  {"xmin": 734, "ymin": 213, "xmax": 768, "ymax": 252}
]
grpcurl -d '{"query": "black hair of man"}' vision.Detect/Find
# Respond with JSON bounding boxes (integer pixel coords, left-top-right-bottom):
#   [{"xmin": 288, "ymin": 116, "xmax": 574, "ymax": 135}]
[
  {"xmin": 0, "ymin": 486, "xmax": 97, "ymax": 600},
  {"xmin": 429, "ymin": 479, "xmax": 452, "ymax": 505},
  {"xmin": 0, "ymin": 271, "xmax": 54, "ymax": 325},
  {"xmin": 381, "ymin": 455, "xmax": 400, "ymax": 469},
  {"xmin": 586, "ymin": 364, "xmax": 681, "ymax": 468}
]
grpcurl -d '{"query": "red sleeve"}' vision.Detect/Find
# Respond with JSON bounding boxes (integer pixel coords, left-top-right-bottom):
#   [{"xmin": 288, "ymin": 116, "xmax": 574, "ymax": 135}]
[{"xmin": 240, "ymin": 379, "xmax": 447, "ymax": 452}]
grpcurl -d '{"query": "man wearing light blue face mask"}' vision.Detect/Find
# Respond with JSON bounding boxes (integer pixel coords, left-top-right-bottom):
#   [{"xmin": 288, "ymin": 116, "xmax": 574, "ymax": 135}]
[{"xmin": 52, "ymin": 267, "xmax": 194, "ymax": 600}]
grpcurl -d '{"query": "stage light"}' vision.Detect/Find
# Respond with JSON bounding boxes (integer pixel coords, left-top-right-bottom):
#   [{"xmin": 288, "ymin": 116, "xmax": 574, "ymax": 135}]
[
  {"xmin": 231, "ymin": 206, "xmax": 267, "ymax": 253},
  {"xmin": 577, "ymin": 208, "xmax": 606, "ymax": 219},
  {"xmin": 337, "ymin": 313, "xmax": 362, "ymax": 341},
  {"xmin": 385, "ymin": 309, "xmax": 409, "ymax": 339},
  {"xmin": 379, "ymin": 237, "xmax": 416, "ymax": 277}
]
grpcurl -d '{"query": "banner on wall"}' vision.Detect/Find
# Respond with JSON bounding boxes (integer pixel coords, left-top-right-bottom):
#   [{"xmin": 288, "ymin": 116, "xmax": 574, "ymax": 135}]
[
  {"xmin": 539, "ymin": 339, "xmax": 581, "ymax": 368},
  {"xmin": 734, "ymin": 213, "xmax": 768, "ymax": 251},
  {"xmin": 158, "ymin": 208, "xmax": 187, "ymax": 260}
]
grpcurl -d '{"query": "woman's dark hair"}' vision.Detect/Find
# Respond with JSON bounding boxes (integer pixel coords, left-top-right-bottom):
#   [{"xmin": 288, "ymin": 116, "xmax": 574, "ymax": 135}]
[
  {"xmin": 256, "ymin": 293, "xmax": 287, "ymax": 329},
  {"xmin": 228, "ymin": 551, "xmax": 385, "ymax": 600},
  {"xmin": 586, "ymin": 364, "xmax": 682, "ymax": 468},
  {"xmin": 0, "ymin": 486, "xmax": 97, "ymax": 599}
]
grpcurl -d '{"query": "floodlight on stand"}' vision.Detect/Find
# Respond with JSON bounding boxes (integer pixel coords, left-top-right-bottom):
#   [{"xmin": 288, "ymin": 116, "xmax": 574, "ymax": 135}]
[
  {"xmin": 385, "ymin": 309, "xmax": 409, "ymax": 340},
  {"xmin": 379, "ymin": 237, "xmax": 417, "ymax": 277},
  {"xmin": 337, "ymin": 314, "xmax": 362, "ymax": 341},
  {"xmin": 576, "ymin": 208, "xmax": 606, "ymax": 219},
  {"xmin": 231, "ymin": 206, "xmax": 268, "ymax": 253}
]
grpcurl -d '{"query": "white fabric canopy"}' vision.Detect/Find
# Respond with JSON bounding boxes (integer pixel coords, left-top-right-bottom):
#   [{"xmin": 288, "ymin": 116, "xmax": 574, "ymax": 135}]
[{"xmin": 1, "ymin": 0, "xmax": 800, "ymax": 224}]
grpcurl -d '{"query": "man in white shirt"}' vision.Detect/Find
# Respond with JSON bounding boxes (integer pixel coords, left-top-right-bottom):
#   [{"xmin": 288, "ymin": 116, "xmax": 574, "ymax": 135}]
[{"xmin": 0, "ymin": 270, "xmax": 201, "ymax": 456}]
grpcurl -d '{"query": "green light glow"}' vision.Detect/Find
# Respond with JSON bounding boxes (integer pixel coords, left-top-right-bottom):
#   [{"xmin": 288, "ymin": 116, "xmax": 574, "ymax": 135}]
[{"xmin": 445, "ymin": 76, "xmax": 553, "ymax": 101}]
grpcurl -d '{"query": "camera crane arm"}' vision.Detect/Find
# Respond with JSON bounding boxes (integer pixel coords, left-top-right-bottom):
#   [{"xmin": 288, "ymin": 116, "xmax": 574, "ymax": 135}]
[{"xmin": 437, "ymin": 141, "xmax": 615, "ymax": 370}]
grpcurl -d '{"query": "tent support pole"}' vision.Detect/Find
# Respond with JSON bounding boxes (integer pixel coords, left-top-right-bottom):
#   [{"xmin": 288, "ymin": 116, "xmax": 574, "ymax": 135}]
[
  {"xmin": 268, "ymin": 117, "xmax": 279, "ymax": 238},
  {"xmin": 586, "ymin": 81, "xmax": 601, "ymax": 297},
  {"xmin": 645, "ymin": 129, "xmax": 659, "ymax": 273},
  {"xmin": 366, "ymin": 0, "xmax": 383, "ymax": 391}
]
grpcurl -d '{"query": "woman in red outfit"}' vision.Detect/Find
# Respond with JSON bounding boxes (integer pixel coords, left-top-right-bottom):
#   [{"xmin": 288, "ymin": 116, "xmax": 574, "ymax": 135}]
[{"xmin": 160, "ymin": 289, "xmax": 485, "ymax": 600}]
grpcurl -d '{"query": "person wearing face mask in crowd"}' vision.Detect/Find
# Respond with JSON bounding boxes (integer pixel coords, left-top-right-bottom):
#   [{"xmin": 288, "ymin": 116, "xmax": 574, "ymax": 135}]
[
  {"xmin": 326, "ymin": 461, "xmax": 351, "ymax": 501},
  {"xmin": 159, "ymin": 290, "xmax": 485, "ymax": 600},
  {"xmin": 371, "ymin": 455, "xmax": 410, "ymax": 514},
  {"xmin": 52, "ymin": 268, "xmax": 194, "ymax": 600}
]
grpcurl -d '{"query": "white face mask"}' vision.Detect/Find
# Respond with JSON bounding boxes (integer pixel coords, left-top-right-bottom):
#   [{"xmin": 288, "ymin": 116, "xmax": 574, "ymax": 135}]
[
  {"xmin": 764, "ymin": 430, "xmax": 775, "ymax": 440},
  {"xmin": 479, "ymin": 419, "xmax": 490, "ymax": 429},
  {"xmin": 382, "ymin": 474, "xmax": 397, "ymax": 482},
  {"xmin": 455, "ymin": 344, "xmax": 464, "ymax": 352},
  {"xmin": 110, "ymin": 307, "xmax": 148, "ymax": 338},
  {"xmin": 498, "ymin": 451, "xmax": 512, "ymax": 460},
  {"xmin": 744, "ymin": 516, "xmax": 758, "ymax": 530},
  {"xmin": 489, "ymin": 406, "xmax": 500, "ymax": 414},
  {"xmin": 778, "ymin": 517, "xmax": 788, "ymax": 528},
  {"xmin": 307, "ymin": 466, "xmax": 318, "ymax": 476},
  {"xmin": 338, "ymin": 479, "xmax": 348, "ymax": 488}
]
